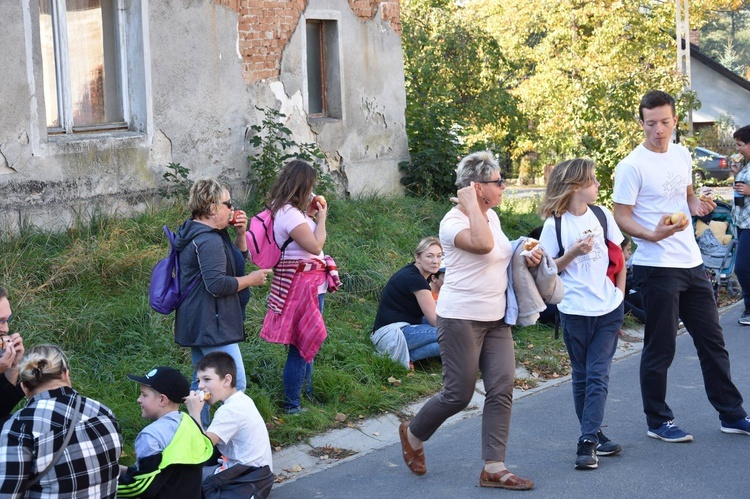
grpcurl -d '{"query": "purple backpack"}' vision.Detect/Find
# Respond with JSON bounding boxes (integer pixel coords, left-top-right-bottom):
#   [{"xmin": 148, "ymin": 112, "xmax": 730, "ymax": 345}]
[
  {"xmin": 149, "ymin": 226, "xmax": 201, "ymax": 314},
  {"xmin": 246, "ymin": 209, "xmax": 293, "ymax": 269}
]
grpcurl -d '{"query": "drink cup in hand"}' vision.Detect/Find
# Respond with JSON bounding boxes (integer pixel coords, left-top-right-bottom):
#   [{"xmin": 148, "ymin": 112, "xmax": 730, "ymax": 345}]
[{"xmin": 735, "ymin": 182, "xmax": 745, "ymax": 208}]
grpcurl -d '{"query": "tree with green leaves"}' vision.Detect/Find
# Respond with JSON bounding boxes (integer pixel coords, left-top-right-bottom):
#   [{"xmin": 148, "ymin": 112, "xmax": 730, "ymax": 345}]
[
  {"xmin": 399, "ymin": 0, "xmax": 525, "ymax": 199},
  {"xmin": 463, "ymin": 0, "xmax": 700, "ymax": 200}
]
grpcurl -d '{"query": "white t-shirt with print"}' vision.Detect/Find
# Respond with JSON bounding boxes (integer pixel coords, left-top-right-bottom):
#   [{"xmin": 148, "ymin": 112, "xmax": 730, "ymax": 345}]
[
  {"xmin": 539, "ymin": 206, "xmax": 624, "ymax": 316},
  {"xmin": 207, "ymin": 391, "xmax": 273, "ymax": 471},
  {"xmin": 612, "ymin": 143, "xmax": 702, "ymax": 268},
  {"xmin": 436, "ymin": 207, "xmax": 511, "ymax": 321}
]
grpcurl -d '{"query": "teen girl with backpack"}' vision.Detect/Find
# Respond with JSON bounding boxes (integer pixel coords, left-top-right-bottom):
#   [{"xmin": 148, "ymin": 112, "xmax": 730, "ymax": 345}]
[
  {"xmin": 260, "ymin": 160, "xmax": 339, "ymax": 414},
  {"xmin": 537, "ymin": 158, "xmax": 625, "ymax": 470}
]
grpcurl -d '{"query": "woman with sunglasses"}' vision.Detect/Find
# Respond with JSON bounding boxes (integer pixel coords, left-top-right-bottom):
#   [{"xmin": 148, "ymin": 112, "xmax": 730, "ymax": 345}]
[
  {"xmin": 398, "ymin": 151, "xmax": 539, "ymax": 490},
  {"xmin": 173, "ymin": 178, "xmax": 272, "ymax": 427}
]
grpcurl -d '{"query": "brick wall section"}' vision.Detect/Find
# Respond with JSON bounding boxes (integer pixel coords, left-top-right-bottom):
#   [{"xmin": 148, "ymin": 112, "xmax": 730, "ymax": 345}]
[{"xmin": 212, "ymin": 0, "xmax": 401, "ymax": 83}]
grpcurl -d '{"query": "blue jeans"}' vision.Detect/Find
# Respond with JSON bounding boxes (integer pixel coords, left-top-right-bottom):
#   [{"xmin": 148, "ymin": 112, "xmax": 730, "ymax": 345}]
[
  {"xmin": 735, "ymin": 228, "xmax": 750, "ymax": 311},
  {"xmin": 402, "ymin": 323, "xmax": 441, "ymax": 362},
  {"xmin": 191, "ymin": 343, "xmax": 247, "ymax": 428},
  {"xmin": 283, "ymin": 294, "xmax": 325, "ymax": 412},
  {"xmin": 633, "ymin": 265, "xmax": 746, "ymax": 428},
  {"xmin": 560, "ymin": 303, "xmax": 623, "ymax": 442}
]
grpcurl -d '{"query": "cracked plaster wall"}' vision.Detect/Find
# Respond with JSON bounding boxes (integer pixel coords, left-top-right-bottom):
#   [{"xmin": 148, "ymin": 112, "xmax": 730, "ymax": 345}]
[
  {"xmin": 277, "ymin": 0, "xmax": 409, "ymax": 197},
  {"xmin": 0, "ymin": 0, "xmax": 407, "ymax": 233}
]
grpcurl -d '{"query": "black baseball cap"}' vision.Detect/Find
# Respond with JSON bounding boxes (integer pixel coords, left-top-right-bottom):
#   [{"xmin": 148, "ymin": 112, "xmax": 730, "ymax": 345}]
[{"xmin": 127, "ymin": 366, "xmax": 190, "ymax": 404}]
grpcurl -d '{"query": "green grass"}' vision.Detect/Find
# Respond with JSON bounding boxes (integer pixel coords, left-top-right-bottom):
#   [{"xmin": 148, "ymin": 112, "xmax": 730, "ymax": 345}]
[{"xmin": 0, "ymin": 195, "xmax": 569, "ymax": 459}]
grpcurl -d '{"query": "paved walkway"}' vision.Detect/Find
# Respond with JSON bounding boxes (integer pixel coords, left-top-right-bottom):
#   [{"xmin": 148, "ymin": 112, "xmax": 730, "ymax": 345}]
[{"xmin": 270, "ymin": 302, "xmax": 750, "ymax": 498}]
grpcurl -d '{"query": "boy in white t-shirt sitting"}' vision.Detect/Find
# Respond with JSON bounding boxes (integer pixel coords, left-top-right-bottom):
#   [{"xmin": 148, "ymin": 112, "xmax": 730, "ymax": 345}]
[
  {"xmin": 185, "ymin": 352, "xmax": 274, "ymax": 499},
  {"xmin": 118, "ymin": 366, "xmax": 214, "ymax": 499}
]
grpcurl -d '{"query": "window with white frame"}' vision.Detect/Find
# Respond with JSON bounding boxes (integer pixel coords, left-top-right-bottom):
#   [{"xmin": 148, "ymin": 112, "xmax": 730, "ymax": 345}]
[
  {"xmin": 306, "ymin": 19, "xmax": 341, "ymax": 119},
  {"xmin": 39, "ymin": 0, "xmax": 144, "ymax": 135}
]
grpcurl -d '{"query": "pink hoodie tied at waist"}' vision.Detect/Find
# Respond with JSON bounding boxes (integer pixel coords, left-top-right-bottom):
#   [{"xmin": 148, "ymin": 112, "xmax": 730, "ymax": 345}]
[{"xmin": 260, "ymin": 255, "xmax": 341, "ymax": 362}]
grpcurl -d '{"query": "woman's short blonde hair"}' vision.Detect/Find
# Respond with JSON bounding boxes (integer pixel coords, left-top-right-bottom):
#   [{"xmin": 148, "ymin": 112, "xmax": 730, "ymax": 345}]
[
  {"xmin": 414, "ymin": 236, "xmax": 442, "ymax": 259},
  {"xmin": 189, "ymin": 178, "xmax": 228, "ymax": 219},
  {"xmin": 455, "ymin": 151, "xmax": 501, "ymax": 188},
  {"xmin": 19, "ymin": 344, "xmax": 69, "ymax": 393}
]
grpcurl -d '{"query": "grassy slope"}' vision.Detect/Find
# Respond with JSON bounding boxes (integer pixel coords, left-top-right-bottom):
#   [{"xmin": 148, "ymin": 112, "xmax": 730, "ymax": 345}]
[{"xmin": 0, "ymin": 194, "xmax": 568, "ymax": 459}]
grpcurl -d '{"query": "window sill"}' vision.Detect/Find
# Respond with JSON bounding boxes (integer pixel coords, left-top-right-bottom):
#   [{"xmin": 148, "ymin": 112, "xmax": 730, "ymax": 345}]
[
  {"xmin": 308, "ymin": 116, "xmax": 341, "ymax": 124},
  {"xmin": 47, "ymin": 130, "xmax": 146, "ymax": 143}
]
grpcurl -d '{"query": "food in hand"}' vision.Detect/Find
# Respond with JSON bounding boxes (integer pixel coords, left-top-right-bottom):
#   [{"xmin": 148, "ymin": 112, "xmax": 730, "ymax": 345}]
[
  {"xmin": 732, "ymin": 153, "xmax": 744, "ymax": 163},
  {"xmin": 700, "ymin": 187, "xmax": 714, "ymax": 202},
  {"xmin": 669, "ymin": 211, "xmax": 688, "ymax": 227},
  {"xmin": 312, "ymin": 195, "xmax": 327, "ymax": 209},
  {"xmin": 523, "ymin": 239, "xmax": 540, "ymax": 251},
  {"xmin": 229, "ymin": 211, "xmax": 238, "ymax": 225},
  {"xmin": 0, "ymin": 336, "xmax": 9, "ymax": 356},
  {"xmin": 198, "ymin": 390, "xmax": 211, "ymax": 402}
]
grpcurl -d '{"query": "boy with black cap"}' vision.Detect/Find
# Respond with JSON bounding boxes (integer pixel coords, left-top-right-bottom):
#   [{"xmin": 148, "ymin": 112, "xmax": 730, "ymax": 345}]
[{"xmin": 117, "ymin": 366, "xmax": 214, "ymax": 499}]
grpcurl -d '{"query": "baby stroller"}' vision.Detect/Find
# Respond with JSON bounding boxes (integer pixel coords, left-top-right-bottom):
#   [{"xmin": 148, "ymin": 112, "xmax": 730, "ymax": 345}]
[{"xmin": 694, "ymin": 200, "xmax": 741, "ymax": 302}]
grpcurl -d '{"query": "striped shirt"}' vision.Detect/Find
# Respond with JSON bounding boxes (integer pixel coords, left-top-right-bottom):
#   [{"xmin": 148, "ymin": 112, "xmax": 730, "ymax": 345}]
[{"xmin": 0, "ymin": 386, "xmax": 122, "ymax": 498}]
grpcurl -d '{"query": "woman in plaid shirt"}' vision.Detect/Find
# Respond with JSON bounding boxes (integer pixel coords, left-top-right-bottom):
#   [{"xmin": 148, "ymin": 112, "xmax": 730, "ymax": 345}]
[
  {"xmin": 0, "ymin": 345, "xmax": 122, "ymax": 498},
  {"xmin": 731, "ymin": 125, "xmax": 750, "ymax": 326}
]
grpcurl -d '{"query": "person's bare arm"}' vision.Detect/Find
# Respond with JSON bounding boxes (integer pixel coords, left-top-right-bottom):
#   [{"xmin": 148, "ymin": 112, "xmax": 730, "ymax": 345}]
[
  {"xmin": 452, "ymin": 185, "xmax": 494, "ymax": 254},
  {"xmin": 203, "ymin": 431, "xmax": 221, "ymax": 446},
  {"xmin": 615, "ymin": 254, "xmax": 626, "ymax": 295},
  {"xmin": 415, "ymin": 289, "xmax": 437, "ymax": 326},
  {"xmin": 289, "ymin": 202, "xmax": 328, "ymax": 255},
  {"xmin": 613, "ymin": 203, "xmax": 686, "ymax": 242}
]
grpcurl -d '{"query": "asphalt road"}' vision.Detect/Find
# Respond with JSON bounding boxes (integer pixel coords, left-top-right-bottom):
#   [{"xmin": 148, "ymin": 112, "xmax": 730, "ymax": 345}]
[{"xmin": 271, "ymin": 305, "xmax": 750, "ymax": 499}]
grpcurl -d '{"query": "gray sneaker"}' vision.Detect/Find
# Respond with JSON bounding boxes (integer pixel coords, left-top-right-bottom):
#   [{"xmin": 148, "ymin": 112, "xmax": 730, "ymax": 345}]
[
  {"xmin": 595, "ymin": 430, "xmax": 622, "ymax": 456},
  {"xmin": 739, "ymin": 310, "xmax": 750, "ymax": 325},
  {"xmin": 575, "ymin": 439, "xmax": 598, "ymax": 470}
]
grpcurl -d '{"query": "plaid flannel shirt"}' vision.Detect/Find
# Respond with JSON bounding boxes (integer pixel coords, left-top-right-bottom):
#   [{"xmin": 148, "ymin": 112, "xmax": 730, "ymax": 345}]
[
  {"xmin": 0, "ymin": 386, "xmax": 122, "ymax": 498},
  {"xmin": 733, "ymin": 166, "xmax": 750, "ymax": 229}
]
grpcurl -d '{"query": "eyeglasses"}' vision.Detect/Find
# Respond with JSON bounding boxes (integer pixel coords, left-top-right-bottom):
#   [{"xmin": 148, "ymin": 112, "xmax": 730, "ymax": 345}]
[
  {"xmin": 0, "ymin": 314, "xmax": 13, "ymax": 326},
  {"xmin": 220, "ymin": 200, "xmax": 233, "ymax": 210},
  {"xmin": 479, "ymin": 178, "xmax": 505, "ymax": 187}
]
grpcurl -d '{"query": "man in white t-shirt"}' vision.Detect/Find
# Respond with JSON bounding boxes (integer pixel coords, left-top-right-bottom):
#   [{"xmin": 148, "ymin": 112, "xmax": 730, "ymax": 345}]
[
  {"xmin": 613, "ymin": 90, "xmax": 750, "ymax": 442},
  {"xmin": 185, "ymin": 352, "xmax": 274, "ymax": 498}
]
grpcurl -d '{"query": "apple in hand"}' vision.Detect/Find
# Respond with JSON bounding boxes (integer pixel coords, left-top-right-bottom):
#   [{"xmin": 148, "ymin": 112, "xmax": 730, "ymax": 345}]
[
  {"xmin": 668, "ymin": 211, "xmax": 688, "ymax": 228},
  {"xmin": 312, "ymin": 195, "xmax": 327, "ymax": 209}
]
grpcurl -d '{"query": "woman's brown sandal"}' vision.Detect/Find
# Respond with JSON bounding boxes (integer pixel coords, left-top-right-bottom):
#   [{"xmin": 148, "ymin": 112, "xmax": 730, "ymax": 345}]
[
  {"xmin": 479, "ymin": 468, "xmax": 534, "ymax": 490},
  {"xmin": 399, "ymin": 422, "xmax": 426, "ymax": 476}
]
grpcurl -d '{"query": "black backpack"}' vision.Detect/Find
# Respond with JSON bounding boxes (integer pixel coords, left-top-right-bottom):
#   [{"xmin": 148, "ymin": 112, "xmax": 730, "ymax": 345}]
[
  {"xmin": 202, "ymin": 464, "xmax": 274, "ymax": 499},
  {"xmin": 552, "ymin": 205, "xmax": 608, "ymax": 339}
]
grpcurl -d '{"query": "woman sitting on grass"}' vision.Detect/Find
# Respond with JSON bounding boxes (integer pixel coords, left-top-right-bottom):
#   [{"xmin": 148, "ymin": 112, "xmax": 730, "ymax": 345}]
[{"xmin": 371, "ymin": 237, "xmax": 443, "ymax": 369}]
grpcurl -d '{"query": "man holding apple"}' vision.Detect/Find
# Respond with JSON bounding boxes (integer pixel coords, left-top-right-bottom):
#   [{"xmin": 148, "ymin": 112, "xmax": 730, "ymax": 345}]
[{"xmin": 613, "ymin": 90, "xmax": 750, "ymax": 442}]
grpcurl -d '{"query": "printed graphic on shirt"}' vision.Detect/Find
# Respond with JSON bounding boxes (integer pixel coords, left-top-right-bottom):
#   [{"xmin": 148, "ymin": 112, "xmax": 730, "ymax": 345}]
[
  {"xmin": 570, "ymin": 228, "xmax": 604, "ymax": 271},
  {"xmin": 663, "ymin": 171, "xmax": 686, "ymax": 205}
]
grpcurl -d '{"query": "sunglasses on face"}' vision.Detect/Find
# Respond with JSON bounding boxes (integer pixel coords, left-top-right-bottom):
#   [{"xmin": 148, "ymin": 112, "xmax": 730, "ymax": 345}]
[
  {"xmin": 220, "ymin": 201, "xmax": 233, "ymax": 210},
  {"xmin": 479, "ymin": 178, "xmax": 505, "ymax": 187},
  {"xmin": 0, "ymin": 314, "xmax": 13, "ymax": 327}
]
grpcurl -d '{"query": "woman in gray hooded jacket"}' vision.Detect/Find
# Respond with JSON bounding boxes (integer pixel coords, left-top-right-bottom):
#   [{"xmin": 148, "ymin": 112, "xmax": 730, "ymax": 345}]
[{"xmin": 173, "ymin": 178, "xmax": 271, "ymax": 426}]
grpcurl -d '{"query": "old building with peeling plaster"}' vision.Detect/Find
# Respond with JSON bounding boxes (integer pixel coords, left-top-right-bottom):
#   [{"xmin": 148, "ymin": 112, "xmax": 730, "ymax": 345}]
[{"xmin": 0, "ymin": 0, "xmax": 409, "ymax": 232}]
